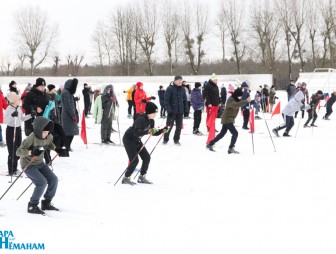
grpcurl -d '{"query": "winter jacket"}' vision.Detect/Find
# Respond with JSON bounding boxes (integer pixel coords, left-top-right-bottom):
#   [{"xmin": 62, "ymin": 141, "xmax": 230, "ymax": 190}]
[
  {"xmin": 241, "ymin": 87, "xmax": 251, "ymax": 110},
  {"xmin": 124, "ymin": 86, "xmax": 135, "ymax": 101},
  {"xmin": 124, "ymin": 114, "xmax": 154, "ymax": 142},
  {"xmin": 190, "ymin": 88, "xmax": 204, "ymax": 110},
  {"xmin": 309, "ymin": 93, "xmax": 321, "ymax": 110},
  {"xmin": 287, "ymin": 83, "xmax": 296, "ymax": 100},
  {"xmin": 0, "ymin": 92, "xmax": 8, "ymax": 123},
  {"xmin": 61, "ymin": 79, "xmax": 79, "ymax": 136},
  {"xmin": 202, "ymin": 79, "xmax": 220, "ymax": 106},
  {"xmin": 5, "ymin": 105, "xmax": 32, "ymax": 127},
  {"xmin": 101, "ymin": 85, "xmax": 114, "ymax": 120},
  {"xmin": 158, "ymin": 89, "xmax": 165, "ymax": 106},
  {"xmin": 16, "ymin": 117, "xmax": 55, "ymax": 168},
  {"xmin": 134, "ymin": 83, "xmax": 151, "ymax": 114},
  {"xmin": 93, "ymin": 95, "xmax": 103, "ymax": 124},
  {"xmin": 82, "ymin": 87, "xmax": 92, "ymax": 104},
  {"xmin": 220, "ymin": 86, "xmax": 227, "ymax": 105},
  {"xmin": 269, "ymin": 90, "xmax": 276, "ymax": 104},
  {"xmin": 164, "ymin": 84, "xmax": 187, "ymax": 114},
  {"xmin": 282, "ymin": 91, "xmax": 304, "ymax": 116},
  {"xmin": 221, "ymin": 96, "xmax": 249, "ymax": 124},
  {"xmin": 23, "ymin": 87, "xmax": 49, "ymax": 115}
]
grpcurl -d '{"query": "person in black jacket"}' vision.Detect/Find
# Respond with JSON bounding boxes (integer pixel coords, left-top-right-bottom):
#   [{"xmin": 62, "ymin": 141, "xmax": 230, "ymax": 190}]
[
  {"xmin": 304, "ymin": 90, "xmax": 324, "ymax": 127},
  {"xmin": 241, "ymin": 81, "xmax": 251, "ymax": 130},
  {"xmin": 163, "ymin": 75, "xmax": 187, "ymax": 145},
  {"xmin": 122, "ymin": 102, "xmax": 168, "ymax": 185},
  {"xmin": 82, "ymin": 83, "xmax": 92, "ymax": 117},
  {"xmin": 217, "ymin": 84, "xmax": 227, "ymax": 118},
  {"xmin": 323, "ymin": 90, "xmax": 336, "ymax": 120},
  {"xmin": 158, "ymin": 85, "xmax": 166, "ymax": 118},
  {"xmin": 23, "ymin": 78, "xmax": 49, "ymax": 136}
]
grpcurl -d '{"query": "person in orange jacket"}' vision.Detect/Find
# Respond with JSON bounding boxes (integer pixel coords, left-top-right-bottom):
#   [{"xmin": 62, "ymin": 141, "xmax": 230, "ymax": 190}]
[{"xmin": 123, "ymin": 84, "xmax": 136, "ymax": 118}]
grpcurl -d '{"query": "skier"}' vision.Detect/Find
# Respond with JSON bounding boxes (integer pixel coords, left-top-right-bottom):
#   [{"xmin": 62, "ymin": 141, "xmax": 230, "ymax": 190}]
[
  {"xmin": 206, "ymin": 88, "xmax": 251, "ymax": 153},
  {"xmin": 323, "ymin": 89, "xmax": 336, "ymax": 120},
  {"xmin": 16, "ymin": 116, "xmax": 60, "ymax": 215},
  {"xmin": 122, "ymin": 102, "xmax": 168, "ymax": 185},
  {"xmin": 272, "ymin": 85, "xmax": 308, "ymax": 137},
  {"xmin": 304, "ymin": 90, "xmax": 324, "ymax": 128}
]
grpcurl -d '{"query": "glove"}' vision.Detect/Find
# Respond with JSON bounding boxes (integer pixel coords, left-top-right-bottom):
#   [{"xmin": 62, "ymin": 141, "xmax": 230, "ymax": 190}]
[
  {"xmin": 275, "ymin": 96, "xmax": 279, "ymax": 99},
  {"xmin": 141, "ymin": 99, "xmax": 147, "ymax": 103},
  {"xmin": 150, "ymin": 128, "xmax": 159, "ymax": 135},
  {"xmin": 112, "ymin": 97, "xmax": 117, "ymax": 102},
  {"xmin": 72, "ymin": 116, "xmax": 78, "ymax": 123},
  {"xmin": 32, "ymin": 148, "xmax": 44, "ymax": 156},
  {"xmin": 123, "ymin": 90, "xmax": 126, "ymax": 93},
  {"xmin": 151, "ymin": 96, "xmax": 156, "ymax": 100},
  {"xmin": 11, "ymin": 111, "xmax": 18, "ymax": 117},
  {"xmin": 160, "ymin": 126, "xmax": 169, "ymax": 134},
  {"xmin": 30, "ymin": 110, "xmax": 37, "ymax": 117}
]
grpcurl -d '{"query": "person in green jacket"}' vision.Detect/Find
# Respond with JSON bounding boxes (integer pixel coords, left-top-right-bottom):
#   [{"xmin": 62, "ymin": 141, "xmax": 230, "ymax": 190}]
[{"xmin": 16, "ymin": 116, "xmax": 60, "ymax": 215}]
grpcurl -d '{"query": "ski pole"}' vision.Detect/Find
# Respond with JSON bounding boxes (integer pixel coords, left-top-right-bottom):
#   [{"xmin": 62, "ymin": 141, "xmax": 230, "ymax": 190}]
[
  {"xmin": 0, "ymin": 156, "xmax": 35, "ymax": 200},
  {"xmin": 294, "ymin": 117, "xmax": 302, "ymax": 138},
  {"xmin": 133, "ymin": 131, "xmax": 166, "ymax": 179},
  {"xmin": 117, "ymin": 106, "xmax": 122, "ymax": 145},
  {"xmin": 113, "ymin": 133, "xmax": 153, "ymax": 186},
  {"xmin": 261, "ymin": 110, "xmax": 276, "ymax": 152},
  {"xmin": 16, "ymin": 153, "xmax": 59, "ymax": 201},
  {"xmin": 10, "ymin": 113, "xmax": 17, "ymax": 184}
]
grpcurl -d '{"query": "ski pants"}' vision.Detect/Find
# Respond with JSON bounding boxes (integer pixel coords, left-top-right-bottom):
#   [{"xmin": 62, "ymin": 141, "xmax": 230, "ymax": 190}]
[
  {"xmin": 6, "ymin": 126, "xmax": 21, "ymax": 175},
  {"xmin": 209, "ymin": 123, "xmax": 238, "ymax": 149},
  {"xmin": 193, "ymin": 110, "xmax": 202, "ymax": 131}
]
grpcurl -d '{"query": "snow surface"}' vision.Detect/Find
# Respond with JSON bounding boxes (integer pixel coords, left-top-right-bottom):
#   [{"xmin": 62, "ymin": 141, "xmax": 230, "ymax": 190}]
[{"xmin": 1, "ymin": 86, "xmax": 336, "ymax": 254}]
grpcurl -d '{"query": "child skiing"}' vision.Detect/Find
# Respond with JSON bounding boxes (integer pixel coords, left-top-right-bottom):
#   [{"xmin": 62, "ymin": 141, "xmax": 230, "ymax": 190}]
[
  {"xmin": 122, "ymin": 102, "xmax": 168, "ymax": 185},
  {"xmin": 16, "ymin": 116, "xmax": 59, "ymax": 215}
]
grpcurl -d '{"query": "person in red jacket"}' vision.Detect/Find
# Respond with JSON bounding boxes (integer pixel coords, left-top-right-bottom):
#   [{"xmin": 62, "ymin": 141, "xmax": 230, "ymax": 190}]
[
  {"xmin": 0, "ymin": 85, "xmax": 9, "ymax": 147},
  {"xmin": 133, "ymin": 82, "xmax": 155, "ymax": 117}
]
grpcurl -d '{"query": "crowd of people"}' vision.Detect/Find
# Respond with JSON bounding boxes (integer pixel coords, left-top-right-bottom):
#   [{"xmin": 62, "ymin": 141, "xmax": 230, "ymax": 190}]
[{"xmin": 0, "ymin": 74, "xmax": 335, "ymax": 214}]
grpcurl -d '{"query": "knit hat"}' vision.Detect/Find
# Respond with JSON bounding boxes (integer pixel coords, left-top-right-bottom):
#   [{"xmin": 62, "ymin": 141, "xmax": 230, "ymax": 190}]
[
  {"xmin": 241, "ymin": 81, "xmax": 250, "ymax": 88},
  {"xmin": 145, "ymin": 102, "xmax": 158, "ymax": 114},
  {"xmin": 210, "ymin": 73, "xmax": 218, "ymax": 81},
  {"xmin": 34, "ymin": 78, "xmax": 46, "ymax": 88},
  {"xmin": 195, "ymin": 82, "xmax": 202, "ymax": 88},
  {"xmin": 7, "ymin": 92, "xmax": 21, "ymax": 104},
  {"xmin": 9, "ymin": 80, "xmax": 16, "ymax": 88},
  {"xmin": 47, "ymin": 84, "xmax": 56, "ymax": 91},
  {"xmin": 174, "ymin": 75, "xmax": 183, "ymax": 81},
  {"xmin": 232, "ymin": 88, "xmax": 243, "ymax": 102}
]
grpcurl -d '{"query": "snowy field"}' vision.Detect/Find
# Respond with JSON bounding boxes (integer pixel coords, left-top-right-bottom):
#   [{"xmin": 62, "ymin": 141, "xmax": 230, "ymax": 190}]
[{"xmin": 1, "ymin": 84, "xmax": 336, "ymax": 254}]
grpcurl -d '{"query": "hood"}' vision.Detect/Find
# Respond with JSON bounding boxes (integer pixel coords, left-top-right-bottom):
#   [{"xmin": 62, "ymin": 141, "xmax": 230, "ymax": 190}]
[
  {"xmin": 33, "ymin": 116, "xmax": 54, "ymax": 139},
  {"xmin": 136, "ymin": 82, "xmax": 143, "ymax": 90},
  {"xmin": 103, "ymin": 84, "xmax": 113, "ymax": 95},
  {"xmin": 64, "ymin": 78, "xmax": 78, "ymax": 95}
]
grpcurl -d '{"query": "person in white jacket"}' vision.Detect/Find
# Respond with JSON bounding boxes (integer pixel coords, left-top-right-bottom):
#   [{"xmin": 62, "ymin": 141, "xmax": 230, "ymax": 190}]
[{"xmin": 272, "ymin": 86, "xmax": 309, "ymax": 137}]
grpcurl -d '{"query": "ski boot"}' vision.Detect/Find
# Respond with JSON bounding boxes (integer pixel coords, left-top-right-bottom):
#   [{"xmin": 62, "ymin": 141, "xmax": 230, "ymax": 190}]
[
  {"xmin": 41, "ymin": 200, "xmax": 59, "ymax": 211},
  {"xmin": 137, "ymin": 175, "xmax": 153, "ymax": 184},
  {"xmin": 272, "ymin": 128, "xmax": 279, "ymax": 137},
  {"xmin": 122, "ymin": 176, "xmax": 136, "ymax": 186},
  {"xmin": 228, "ymin": 147, "xmax": 239, "ymax": 154},
  {"xmin": 27, "ymin": 202, "xmax": 45, "ymax": 215},
  {"xmin": 206, "ymin": 144, "xmax": 215, "ymax": 152}
]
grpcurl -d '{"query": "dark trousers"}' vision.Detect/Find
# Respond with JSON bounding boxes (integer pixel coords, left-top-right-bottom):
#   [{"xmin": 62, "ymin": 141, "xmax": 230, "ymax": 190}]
[
  {"xmin": 243, "ymin": 109, "xmax": 250, "ymax": 128},
  {"xmin": 84, "ymin": 101, "xmax": 90, "ymax": 116},
  {"xmin": 6, "ymin": 126, "xmax": 22, "ymax": 175},
  {"xmin": 184, "ymin": 102, "xmax": 191, "ymax": 117},
  {"xmin": 325, "ymin": 106, "xmax": 333, "ymax": 118},
  {"xmin": 25, "ymin": 163, "xmax": 58, "ymax": 205},
  {"xmin": 304, "ymin": 109, "xmax": 317, "ymax": 126},
  {"xmin": 123, "ymin": 136, "xmax": 150, "ymax": 177},
  {"xmin": 160, "ymin": 105, "xmax": 166, "ymax": 117},
  {"xmin": 127, "ymin": 100, "xmax": 133, "ymax": 115},
  {"xmin": 295, "ymin": 110, "xmax": 305, "ymax": 118},
  {"xmin": 209, "ymin": 123, "xmax": 238, "ymax": 149},
  {"xmin": 65, "ymin": 135, "xmax": 74, "ymax": 151},
  {"xmin": 193, "ymin": 110, "xmax": 202, "ymax": 131},
  {"xmin": 164, "ymin": 113, "xmax": 183, "ymax": 142},
  {"xmin": 275, "ymin": 114, "xmax": 295, "ymax": 134}
]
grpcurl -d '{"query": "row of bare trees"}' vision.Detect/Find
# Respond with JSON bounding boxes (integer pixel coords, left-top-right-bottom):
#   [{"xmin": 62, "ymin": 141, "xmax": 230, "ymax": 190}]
[{"xmin": 3, "ymin": 0, "xmax": 336, "ymax": 80}]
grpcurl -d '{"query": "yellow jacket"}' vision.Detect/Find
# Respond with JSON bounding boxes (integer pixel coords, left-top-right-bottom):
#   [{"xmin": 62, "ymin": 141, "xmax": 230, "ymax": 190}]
[{"xmin": 124, "ymin": 85, "xmax": 135, "ymax": 101}]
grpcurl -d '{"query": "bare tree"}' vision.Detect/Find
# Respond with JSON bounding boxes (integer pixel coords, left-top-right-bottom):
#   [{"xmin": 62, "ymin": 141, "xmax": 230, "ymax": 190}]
[
  {"xmin": 276, "ymin": 0, "xmax": 295, "ymax": 79},
  {"xmin": 0, "ymin": 54, "xmax": 19, "ymax": 76},
  {"xmin": 221, "ymin": 0, "xmax": 246, "ymax": 74},
  {"xmin": 162, "ymin": 0, "xmax": 180, "ymax": 75},
  {"xmin": 14, "ymin": 6, "xmax": 58, "ymax": 76},
  {"xmin": 181, "ymin": 0, "xmax": 208, "ymax": 75},
  {"xmin": 305, "ymin": 0, "xmax": 321, "ymax": 68},
  {"xmin": 320, "ymin": 0, "xmax": 336, "ymax": 67},
  {"xmin": 65, "ymin": 54, "xmax": 85, "ymax": 76},
  {"xmin": 135, "ymin": 0, "xmax": 160, "ymax": 75},
  {"xmin": 52, "ymin": 54, "xmax": 60, "ymax": 76},
  {"xmin": 17, "ymin": 52, "xmax": 26, "ymax": 75},
  {"xmin": 251, "ymin": 0, "xmax": 280, "ymax": 73},
  {"xmin": 92, "ymin": 21, "xmax": 108, "ymax": 74},
  {"xmin": 215, "ymin": 7, "xmax": 228, "ymax": 66},
  {"xmin": 110, "ymin": 5, "xmax": 138, "ymax": 76}
]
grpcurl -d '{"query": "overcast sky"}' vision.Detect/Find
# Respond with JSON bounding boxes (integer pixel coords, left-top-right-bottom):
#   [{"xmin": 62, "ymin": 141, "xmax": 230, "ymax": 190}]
[{"xmin": 0, "ymin": 0, "xmax": 236, "ymax": 66}]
